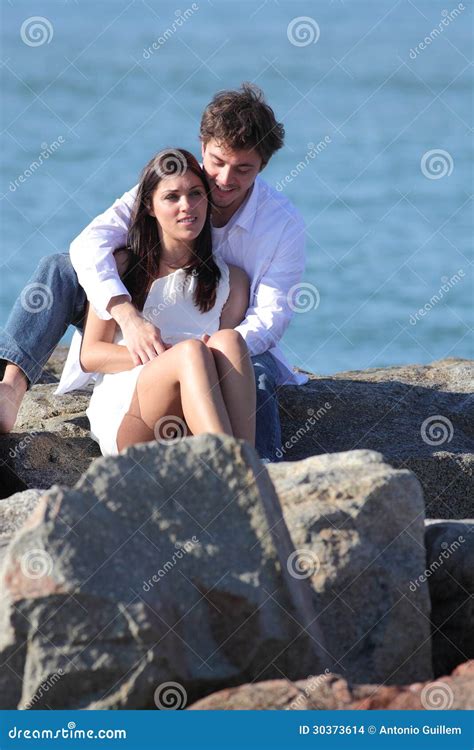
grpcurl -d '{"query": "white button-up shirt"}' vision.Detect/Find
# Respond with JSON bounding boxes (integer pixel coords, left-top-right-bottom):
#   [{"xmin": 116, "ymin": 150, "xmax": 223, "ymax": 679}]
[{"xmin": 56, "ymin": 175, "xmax": 308, "ymax": 394}]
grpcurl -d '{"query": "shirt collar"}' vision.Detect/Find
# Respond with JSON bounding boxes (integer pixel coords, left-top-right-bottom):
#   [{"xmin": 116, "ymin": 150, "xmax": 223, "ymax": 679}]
[
  {"xmin": 232, "ymin": 176, "xmax": 260, "ymax": 234},
  {"xmin": 210, "ymin": 176, "xmax": 261, "ymax": 236}
]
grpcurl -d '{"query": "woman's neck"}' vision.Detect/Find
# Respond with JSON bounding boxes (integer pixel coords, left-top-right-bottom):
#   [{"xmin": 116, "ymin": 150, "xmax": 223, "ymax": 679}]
[{"xmin": 159, "ymin": 238, "xmax": 193, "ymax": 269}]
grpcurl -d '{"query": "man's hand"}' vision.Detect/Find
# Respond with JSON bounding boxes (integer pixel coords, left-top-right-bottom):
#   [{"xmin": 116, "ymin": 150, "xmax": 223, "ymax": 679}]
[
  {"xmin": 121, "ymin": 313, "xmax": 170, "ymax": 365},
  {"xmin": 108, "ymin": 296, "xmax": 168, "ymax": 365}
]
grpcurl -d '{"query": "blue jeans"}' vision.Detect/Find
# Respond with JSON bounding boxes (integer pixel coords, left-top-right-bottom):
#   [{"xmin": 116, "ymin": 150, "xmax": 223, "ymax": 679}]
[
  {"xmin": 251, "ymin": 351, "xmax": 282, "ymax": 463},
  {"xmin": 0, "ymin": 253, "xmax": 282, "ymax": 462},
  {"xmin": 0, "ymin": 253, "xmax": 87, "ymax": 386}
]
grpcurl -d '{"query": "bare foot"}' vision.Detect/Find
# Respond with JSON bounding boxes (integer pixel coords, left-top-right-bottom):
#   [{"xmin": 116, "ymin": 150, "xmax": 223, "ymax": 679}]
[{"xmin": 0, "ymin": 365, "xmax": 28, "ymax": 433}]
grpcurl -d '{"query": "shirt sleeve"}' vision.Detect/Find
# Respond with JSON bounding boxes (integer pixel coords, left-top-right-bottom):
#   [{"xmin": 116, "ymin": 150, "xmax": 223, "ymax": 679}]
[
  {"xmin": 235, "ymin": 214, "xmax": 306, "ymax": 356},
  {"xmin": 69, "ymin": 185, "xmax": 138, "ymax": 320}
]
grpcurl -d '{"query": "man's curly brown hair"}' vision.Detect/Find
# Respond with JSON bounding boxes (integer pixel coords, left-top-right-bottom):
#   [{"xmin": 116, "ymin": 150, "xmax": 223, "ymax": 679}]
[{"xmin": 200, "ymin": 83, "xmax": 285, "ymax": 167}]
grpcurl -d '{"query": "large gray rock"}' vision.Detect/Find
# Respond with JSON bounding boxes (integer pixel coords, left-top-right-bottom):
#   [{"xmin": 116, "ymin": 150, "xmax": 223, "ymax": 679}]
[
  {"xmin": 267, "ymin": 450, "xmax": 432, "ymax": 686},
  {"xmin": 1, "ymin": 353, "xmax": 471, "ymax": 517},
  {"xmin": 0, "ymin": 384, "xmax": 99, "ymax": 496},
  {"xmin": 0, "ymin": 489, "xmax": 44, "ymax": 540},
  {"xmin": 280, "ymin": 357, "xmax": 473, "ymax": 519},
  {"xmin": 3, "ymin": 490, "xmax": 470, "ymax": 683},
  {"xmin": 424, "ymin": 520, "xmax": 474, "ymax": 677},
  {"xmin": 0, "ymin": 436, "xmax": 327, "ymax": 710},
  {"xmin": 0, "ymin": 439, "xmax": 433, "ymax": 709}
]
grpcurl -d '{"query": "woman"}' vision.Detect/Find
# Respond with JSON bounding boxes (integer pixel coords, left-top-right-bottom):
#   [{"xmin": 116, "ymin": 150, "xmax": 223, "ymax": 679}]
[{"xmin": 79, "ymin": 148, "xmax": 256, "ymax": 456}]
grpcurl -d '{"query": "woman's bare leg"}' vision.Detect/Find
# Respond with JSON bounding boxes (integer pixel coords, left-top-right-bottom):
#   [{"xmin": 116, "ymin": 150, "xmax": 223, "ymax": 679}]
[
  {"xmin": 204, "ymin": 329, "xmax": 256, "ymax": 446},
  {"xmin": 116, "ymin": 338, "xmax": 232, "ymax": 451}
]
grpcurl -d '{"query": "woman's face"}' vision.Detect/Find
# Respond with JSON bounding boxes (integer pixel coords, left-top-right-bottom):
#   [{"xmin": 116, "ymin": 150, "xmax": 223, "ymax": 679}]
[{"xmin": 149, "ymin": 172, "xmax": 208, "ymax": 246}]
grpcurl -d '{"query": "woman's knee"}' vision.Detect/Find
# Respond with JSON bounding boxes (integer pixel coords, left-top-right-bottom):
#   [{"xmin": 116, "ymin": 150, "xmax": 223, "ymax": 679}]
[
  {"xmin": 207, "ymin": 329, "xmax": 246, "ymax": 352},
  {"xmin": 177, "ymin": 337, "xmax": 211, "ymax": 361}
]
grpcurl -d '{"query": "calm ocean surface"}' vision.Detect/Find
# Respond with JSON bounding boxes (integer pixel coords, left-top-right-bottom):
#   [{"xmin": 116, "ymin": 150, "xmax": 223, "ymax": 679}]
[{"xmin": 1, "ymin": 0, "xmax": 472, "ymax": 374}]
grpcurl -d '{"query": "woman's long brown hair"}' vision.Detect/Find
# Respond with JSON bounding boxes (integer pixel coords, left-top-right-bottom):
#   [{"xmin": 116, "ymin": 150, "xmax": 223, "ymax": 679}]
[{"xmin": 122, "ymin": 148, "xmax": 220, "ymax": 313}]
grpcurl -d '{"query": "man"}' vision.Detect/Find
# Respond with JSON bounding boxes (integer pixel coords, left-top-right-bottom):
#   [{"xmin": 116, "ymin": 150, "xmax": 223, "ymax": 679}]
[{"xmin": 0, "ymin": 83, "xmax": 307, "ymax": 461}]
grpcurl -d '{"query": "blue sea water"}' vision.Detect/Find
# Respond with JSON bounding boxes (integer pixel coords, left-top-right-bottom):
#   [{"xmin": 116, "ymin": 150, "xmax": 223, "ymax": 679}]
[{"xmin": 1, "ymin": 0, "xmax": 472, "ymax": 375}]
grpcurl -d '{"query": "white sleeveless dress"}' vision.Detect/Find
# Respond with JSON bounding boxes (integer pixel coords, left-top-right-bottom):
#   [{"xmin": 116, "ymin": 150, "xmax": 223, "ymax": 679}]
[{"xmin": 86, "ymin": 258, "xmax": 230, "ymax": 456}]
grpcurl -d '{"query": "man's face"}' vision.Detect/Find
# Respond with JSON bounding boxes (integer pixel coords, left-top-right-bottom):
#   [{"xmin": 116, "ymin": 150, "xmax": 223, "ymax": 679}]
[{"xmin": 201, "ymin": 139, "xmax": 263, "ymax": 212}]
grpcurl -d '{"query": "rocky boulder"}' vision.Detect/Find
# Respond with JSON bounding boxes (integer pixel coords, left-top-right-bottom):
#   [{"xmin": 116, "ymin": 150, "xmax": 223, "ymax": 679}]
[
  {"xmin": 267, "ymin": 450, "xmax": 432, "ymax": 686},
  {"xmin": 280, "ymin": 357, "xmax": 473, "ymax": 519},
  {"xmin": 0, "ymin": 436, "xmax": 327, "ymax": 709},
  {"xmin": 1, "ymin": 353, "xmax": 471, "ymax": 520},
  {"xmin": 424, "ymin": 520, "xmax": 474, "ymax": 677},
  {"xmin": 0, "ymin": 438, "xmax": 432, "ymax": 709},
  {"xmin": 189, "ymin": 660, "xmax": 474, "ymax": 710}
]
